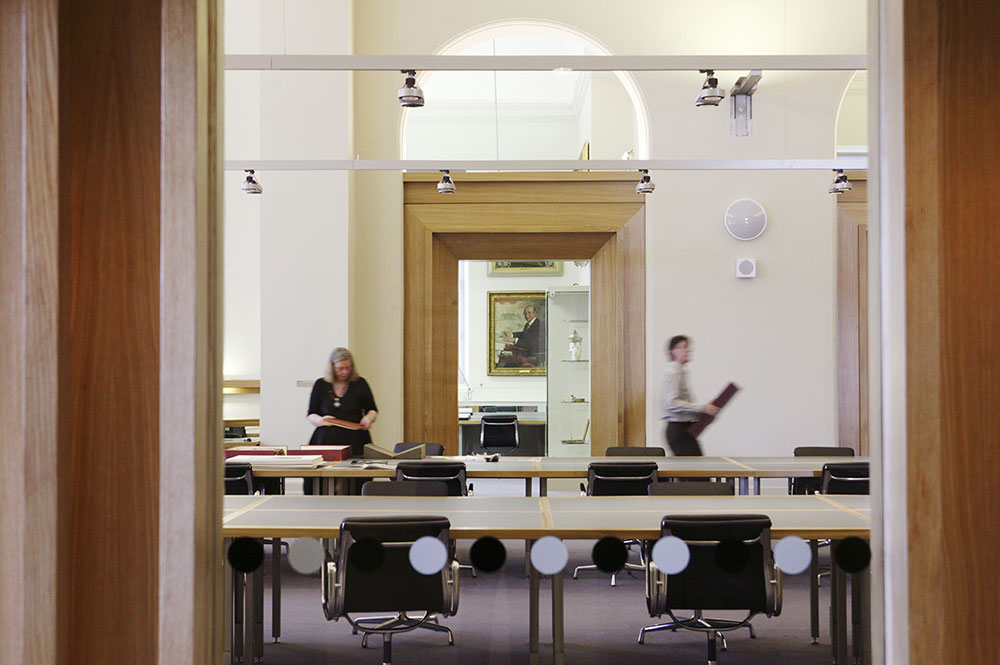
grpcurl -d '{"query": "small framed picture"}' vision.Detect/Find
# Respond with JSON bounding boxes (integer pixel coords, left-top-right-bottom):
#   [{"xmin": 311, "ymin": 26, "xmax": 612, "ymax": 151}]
[
  {"xmin": 487, "ymin": 260, "xmax": 563, "ymax": 276},
  {"xmin": 488, "ymin": 291, "xmax": 546, "ymax": 376}
]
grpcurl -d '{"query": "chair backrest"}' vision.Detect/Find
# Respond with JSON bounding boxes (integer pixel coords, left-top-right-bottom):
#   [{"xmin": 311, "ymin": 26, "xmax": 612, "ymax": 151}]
[
  {"xmin": 605, "ymin": 446, "xmax": 666, "ymax": 457},
  {"xmin": 335, "ymin": 516, "xmax": 454, "ymax": 615},
  {"xmin": 480, "ymin": 415, "xmax": 519, "ymax": 452},
  {"xmin": 656, "ymin": 514, "xmax": 776, "ymax": 614},
  {"xmin": 793, "ymin": 446, "xmax": 856, "ymax": 457},
  {"xmin": 394, "ymin": 442, "xmax": 446, "ymax": 456},
  {"xmin": 821, "ymin": 461, "xmax": 870, "ymax": 495},
  {"xmin": 395, "ymin": 462, "xmax": 468, "ymax": 496},
  {"xmin": 790, "ymin": 446, "xmax": 856, "ymax": 494},
  {"xmin": 224, "ymin": 462, "xmax": 254, "ymax": 495},
  {"xmin": 649, "ymin": 480, "xmax": 735, "ymax": 496},
  {"xmin": 361, "ymin": 479, "xmax": 449, "ymax": 496},
  {"xmin": 587, "ymin": 462, "xmax": 659, "ymax": 496}
]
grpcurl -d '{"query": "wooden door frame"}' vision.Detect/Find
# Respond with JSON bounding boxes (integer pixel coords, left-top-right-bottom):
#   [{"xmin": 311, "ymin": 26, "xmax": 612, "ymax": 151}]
[{"xmin": 402, "ymin": 173, "xmax": 646, "ymax": 455}]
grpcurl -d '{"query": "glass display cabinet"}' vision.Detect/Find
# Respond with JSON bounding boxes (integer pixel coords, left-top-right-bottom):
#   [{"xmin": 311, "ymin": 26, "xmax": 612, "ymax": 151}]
[{"xmin": 546, "ymin": 286, "xmax": 590, "ymax": 457}]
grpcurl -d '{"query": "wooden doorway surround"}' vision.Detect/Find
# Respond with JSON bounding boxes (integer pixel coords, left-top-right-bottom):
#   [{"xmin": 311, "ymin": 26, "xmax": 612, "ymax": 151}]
[{"xmin": 402, "ymin": 172, "xmax": 646, "ymax": 456}]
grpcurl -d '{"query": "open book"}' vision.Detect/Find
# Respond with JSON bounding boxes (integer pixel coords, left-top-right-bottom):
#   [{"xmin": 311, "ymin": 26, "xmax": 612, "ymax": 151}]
[{"xmin": 363, "ymin": 443, "xmax": 425, "ymax": 460}]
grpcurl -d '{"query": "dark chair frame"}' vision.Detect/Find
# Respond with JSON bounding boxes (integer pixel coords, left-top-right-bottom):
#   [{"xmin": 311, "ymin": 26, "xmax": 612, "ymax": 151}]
[
  {"xmin": 322, "ymin": 516, "xmax": 460, "ymax": 664},
  {"xmin": 644, "ymin": 514, "xmax": 782, "ymax": 663},
  {"xmin": 605, "ymin": 446, "xmax": 666, "ymax": 457},
  {"xmin": 479, "ymin": 414, "xmax": 519, "ymax": 454},
  {"xmin": 821, "ymin": 461, "xmax": 870, "ymax": 495},
  {"xmin": 788, "ymin": 446, "xmax": 855, "ymax": 495}
]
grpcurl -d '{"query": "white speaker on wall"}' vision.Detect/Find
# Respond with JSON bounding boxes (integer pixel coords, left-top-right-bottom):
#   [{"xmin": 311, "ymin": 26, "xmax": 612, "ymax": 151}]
[
  {"xmin": 736, "ymin": 258, "xmax": 757, "ymax": 279},
  {"xmin": 724, "ymin": 198, "xmax": 767, "ymax": 241}
]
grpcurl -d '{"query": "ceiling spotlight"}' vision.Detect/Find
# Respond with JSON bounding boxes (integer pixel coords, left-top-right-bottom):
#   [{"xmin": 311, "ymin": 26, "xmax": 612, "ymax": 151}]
[
  {"xmin": 696, "ymin": 69, "xmax": 724, "ymax": 107},
  {"xmin": 241, "ymin": 169, "xmax": 262, "ymax": 194},
  {"xmin": 398, "ymin": 70, "xmax": 424, "ymax": 107},
  {"xmin": 636, "ymin": 169, "xmax": 655, "ymax": 195},
  {"xmin": 829, "ymin": 169, "xmax": 853, "ymax": 194},
  {"xmin": 437, "ymin": 170, "xmax": 456, "ymax": 194}
]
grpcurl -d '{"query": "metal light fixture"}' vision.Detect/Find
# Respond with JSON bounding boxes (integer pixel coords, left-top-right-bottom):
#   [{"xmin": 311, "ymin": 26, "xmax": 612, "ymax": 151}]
[
  {"xmin": 695, "ymin": 69, "xmax": 724, "ymax": 107},
  {"xmin": 241, "ymin": 169, "xmax": 262, "ymax": 194},
  {"xmin": 636, "ymin": 169, "xmax": 655, "ymax": 194},
  {"xmin": 829, "ymin": 169, "xmax": 853, "ymax": 194},
  {"xmin": 398, "ymin": 70, "xmax": 424, "ymax": 107},
  {"xmin": 437, "ymin": 170, "xmax": 455, "ymax": 194}
]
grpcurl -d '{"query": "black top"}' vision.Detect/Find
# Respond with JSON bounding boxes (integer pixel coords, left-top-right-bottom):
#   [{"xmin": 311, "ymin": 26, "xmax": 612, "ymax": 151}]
[{"xmin": 307, "ymin": 377, "xmax": 378, "ymax": 455}]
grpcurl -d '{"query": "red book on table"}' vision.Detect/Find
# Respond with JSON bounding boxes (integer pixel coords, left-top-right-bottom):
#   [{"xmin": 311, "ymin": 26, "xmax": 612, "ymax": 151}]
[
  {"xmin": 288, "ymin": 445, "xmax": 352, "ymax": 462},
  {"xmin": 686, "ymin": 382, "xmax": 740, "ymax": 438},
  {"xmin": 322, "ymin": 416, "xmax": 363, "ymax": 431}
]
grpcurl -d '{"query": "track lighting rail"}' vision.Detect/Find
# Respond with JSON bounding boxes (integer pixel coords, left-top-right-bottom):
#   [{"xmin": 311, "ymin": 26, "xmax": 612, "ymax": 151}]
[{"xmin": 225, "ymin": 54, "xmax": 866, "ymax": 72}]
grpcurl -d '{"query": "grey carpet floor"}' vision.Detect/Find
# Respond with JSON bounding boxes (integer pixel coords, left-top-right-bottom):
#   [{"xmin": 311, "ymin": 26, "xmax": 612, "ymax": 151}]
[{"xmin": 240, "ymin": 480, "xmax": 858, "ymax": 665}]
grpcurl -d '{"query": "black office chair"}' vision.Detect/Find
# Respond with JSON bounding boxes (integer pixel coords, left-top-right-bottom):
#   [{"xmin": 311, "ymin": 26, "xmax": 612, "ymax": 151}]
[
  {"xmin": 395, "ymin": 462, "xmax": 469, "ymax": 496},
  {"xmin": 789, "ymin": 446, "xmax": 855, "ymax": 494},
  {"xmin": 639, "ymin": 481, "xmax": 740, "ymax": 646},
  {"xmin": 606, "ymin": 446, "xmax": 667, "ymax": 457},
  {"xmin": 322, "ymin": 516, "xmax": 460, "ymax": 664},
  {"xmin": 393, "ymin": 442, "xmax": 446, "ymax": 456},
  {"xmin": 645, "ymin": 514, "xmax": 782, "ymax": 663},
  {"xmin": 361, "ymin": 479, "xmax": 448, "ymax": 497},
  {"xmin": 394, "ymin": 462, "xmax": 475, "ymax": 577},
  {"xmin": 573, "ymin": 461, "xmax": 659, "ymax": 585},
  {"xmin": 224, "ymin": 462, "xmax": 255, "ymax": 495},
  {"xmin": 821, "ymin": 461, "xmax": 869, "ymax": 494},
  {"xmin": 479, "ymin": 414, "xmax": 519, "ymax": 454}
]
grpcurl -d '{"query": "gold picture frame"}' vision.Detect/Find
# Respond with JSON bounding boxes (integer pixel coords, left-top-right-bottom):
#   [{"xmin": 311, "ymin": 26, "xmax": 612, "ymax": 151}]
[
  {"xmin": 488, "ymin": 291, "xmax": 547, "ymax": 376},
  {"xmin": 487, "ymin": 260, "xmax": 563, "ymax": 276}
]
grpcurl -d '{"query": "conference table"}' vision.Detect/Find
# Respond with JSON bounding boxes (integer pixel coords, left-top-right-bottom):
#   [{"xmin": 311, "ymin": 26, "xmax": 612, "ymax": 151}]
[
  {"xmin": 250, "ymin": 455, "xmax": 870, "ymax": 496},
  {"xmin": 223, "ymin": 492, "xmax": 870, "ymax": 665}
]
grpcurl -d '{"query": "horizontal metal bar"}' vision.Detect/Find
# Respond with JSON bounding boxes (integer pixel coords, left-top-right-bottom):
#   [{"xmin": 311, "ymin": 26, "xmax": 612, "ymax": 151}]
[
  {"xmin": 225, "ymin": 54, "xmax": 867, "ymax": 72},
  {"xmin": 224, "ymin": 157, "xmax": 868, "ymax": 172}
]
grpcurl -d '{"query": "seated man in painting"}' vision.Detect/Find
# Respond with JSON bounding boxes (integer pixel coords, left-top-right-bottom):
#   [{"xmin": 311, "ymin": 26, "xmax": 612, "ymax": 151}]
[{"xmin": 499, "ymin": 305, "xmax": 545, "ymax": 367}]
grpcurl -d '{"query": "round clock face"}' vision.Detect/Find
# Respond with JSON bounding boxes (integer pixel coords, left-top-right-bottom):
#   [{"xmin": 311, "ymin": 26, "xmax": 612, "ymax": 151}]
[{"xmin": 724, "ymin": 198, "xmax": 767, "ymax": 241}]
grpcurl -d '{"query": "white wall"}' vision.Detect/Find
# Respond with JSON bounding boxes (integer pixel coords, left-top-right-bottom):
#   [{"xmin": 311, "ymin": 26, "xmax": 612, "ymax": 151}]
[
  {"xmin": 349, "ymin": 0, "xmax": 864, "ymax": 450},
  {"xmin": 224, "ymin": 0, "xmax": 353, "ymax": 445},
  {"xmin": 461, "ymin": 261, "xmax": 590, "ymax": 404}
]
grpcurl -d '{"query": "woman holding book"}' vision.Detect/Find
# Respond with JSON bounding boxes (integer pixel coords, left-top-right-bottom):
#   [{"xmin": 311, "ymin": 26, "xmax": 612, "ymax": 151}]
[{"xmin": 307, "ymin": 347, "xmax": 378, "ymax": 457}]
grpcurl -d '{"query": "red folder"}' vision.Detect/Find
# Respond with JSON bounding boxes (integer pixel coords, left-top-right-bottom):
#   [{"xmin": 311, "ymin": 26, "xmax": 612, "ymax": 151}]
[
  {"xmin": 322, "ymin": 416, "xmax": 363, "ymax": 431},
  {"xmin": 686, "ymin": 382, "xmax": 740, "ymax": 438}
]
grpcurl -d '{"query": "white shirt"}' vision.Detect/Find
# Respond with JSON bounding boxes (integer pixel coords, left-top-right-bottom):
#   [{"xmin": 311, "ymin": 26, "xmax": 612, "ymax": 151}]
[{"xmin": 660, "ymin": 361, "xmax": 701, "ymax": 422}]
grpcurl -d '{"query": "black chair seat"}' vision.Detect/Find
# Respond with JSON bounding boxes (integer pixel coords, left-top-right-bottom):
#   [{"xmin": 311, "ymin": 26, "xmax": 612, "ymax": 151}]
[{"xmin": 606, "ymin": 446, "xmax": 666, "ymax": 457}]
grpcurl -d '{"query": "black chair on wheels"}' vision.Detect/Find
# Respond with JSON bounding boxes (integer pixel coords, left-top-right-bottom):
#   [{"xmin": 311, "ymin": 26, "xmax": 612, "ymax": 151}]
[
  {"xmin": 789, "ymin": 446, "xmax": 855, "ymax": 494},
  {"xmin": 394, "ymin": 462, "xmax": 476, "ymax": 577},
  {"xmin": 479, "ymin": 414, "xmax": 519, "ymax": 454},
  {"xmin": 821, "ymin": 461, "xmax": 870, "ymax": 494},
  {"xmin": 605, "ymin": 446, "xmax": 666, "ymax": 457},
  {"xmin": 639, "ymin": 481, "xmax": 741, "ymax": 645},
  {"xmin": 224, "ymin": 462, "xmax": 255, "ymax": 495},
  {"xmin": 322, "ymin": 516, "xmax": 460, "ymax": 665},
  {"xmin": 394, "ymin": 442, "xmax": 446, "ymax": 456},
  {"xmin": 573, "ymin": 461, "xmax": 659, "ymax": 586},
  {"xmin": 644, "ymin": 514, "xmax": 782, "ymax": 664}
]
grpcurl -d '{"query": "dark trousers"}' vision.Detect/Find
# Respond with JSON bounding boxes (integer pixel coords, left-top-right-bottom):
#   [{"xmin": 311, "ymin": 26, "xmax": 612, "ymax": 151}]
[{"xmin": 666, "ymin": 421, "xmax": 703, "ymax": 456}]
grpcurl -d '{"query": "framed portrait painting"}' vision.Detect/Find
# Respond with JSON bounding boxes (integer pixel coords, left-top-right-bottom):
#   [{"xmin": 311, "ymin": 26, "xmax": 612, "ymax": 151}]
[
  {"xmin": 488, "ymin": 291, "xmax": 547, "ymax": 376},
  {"xmin": 487, "ymin": 260, "xmax": 562, "ymax": 276}
]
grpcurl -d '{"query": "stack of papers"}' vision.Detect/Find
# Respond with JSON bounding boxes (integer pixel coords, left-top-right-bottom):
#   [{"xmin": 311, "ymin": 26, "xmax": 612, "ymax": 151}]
[{"xmin": 226, "ymin": 454, "xmax": 325, "ymax": 469}]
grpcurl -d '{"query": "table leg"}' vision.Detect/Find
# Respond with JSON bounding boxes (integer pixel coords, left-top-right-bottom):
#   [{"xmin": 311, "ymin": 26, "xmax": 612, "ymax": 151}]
[
  {"xmin": 858, "ymin": 567, "xmax": 871, "ymax": 665},
  {"xmin": 529, "ymin": 556, "xmax": 539, "ymax": 665},
  {"xmin": 830, "ymin": 540, "xmax": 848, "ymax": 665},
  {"xmin": 809, "ymin": 539, "xmax": 820, "ymax": 644},
  {"xmin": 753, "ymin": 477, "xmax": 761, "ymax": 494},
  {"xmin": 525, "ymin": 478, "xmax": 532, "ymax": 497},
  {"xmin": 852, "ymin": 568, "xmax": 867, "ymax": 664},
  {"xmin": 243, "ymin": 567, "xmax": 255, "ymax": 664},
  {"xmin": 254, "ymin": 560, "xmax": 264, "ymax": 659},
  {"xmin": 525, "ymin": 479, "xmax": 533, "ymax": 576},
  {"xmin": 552, "ymin": 571, "xmax": 565, "ymax": 665},
  {"xmin": 272, "ymin": 538, "xmax": 281, "ymax": 642},
  {"xmin": 540, "ymin": 478, "xmax": 547, "ymax": 496}
]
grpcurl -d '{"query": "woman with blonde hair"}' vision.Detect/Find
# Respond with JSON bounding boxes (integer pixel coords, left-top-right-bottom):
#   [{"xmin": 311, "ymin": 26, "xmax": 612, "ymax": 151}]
[{"xmin": 306, "ymin": 347, "xmax": 378, "ymax": 457}]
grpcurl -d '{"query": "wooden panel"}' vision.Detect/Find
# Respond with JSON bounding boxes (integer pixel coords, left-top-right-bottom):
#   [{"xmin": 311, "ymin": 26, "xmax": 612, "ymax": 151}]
[
  {"xmin": 59, "ymin": 1, "xmax": 161, "ymax": 662},
  {"xmin": 857, "ymin": 225, "xmax": 868, "ymax": 457},
  {"xmin": 430, "ymin": 239, "xmax": 459, "ymax": 453},
  {"xmin": 837, "ymin": 207, "xmax": 861, "ymax": 452},
  {"xmin": 435, "ymin": 232, "xmax": 613, "ymax": 259},
  {"xmin": 835, "ymin": 179, "xmax": 868, "ymax": 203},
  {"xmin": 590, "ymin": 235, "xmax": 622, "ymax": 454},
  {"xmin": 404, "ymin": 180, "xmax": 644, "ymax": 204},
  {"xmin": 0, "ymin": 1, "xmax": 60, "ymax": 663},
  {"xmin": 906, "ymin": 1, "xmax": 1000, "ymax": 664},
  {"xmin": 160, "ymin": 0, "xmax": 221, "ymax": 662},
  {"xmin": 621, "ymin": 208, "xmax": 646, "ymax": 445},
  {"xmin": 413, "ymin": 203, "xmax": 643, "ymax": 233},
  {"xmin": 403, "ymin": 209, "xmax": 434, "ymax": 446}
]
